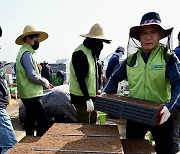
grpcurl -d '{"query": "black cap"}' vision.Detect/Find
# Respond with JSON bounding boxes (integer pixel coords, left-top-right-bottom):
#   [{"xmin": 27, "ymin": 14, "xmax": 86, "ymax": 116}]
[{"xmin": 0, "ymin": 27, "xmax": 2, "ymax": 37}]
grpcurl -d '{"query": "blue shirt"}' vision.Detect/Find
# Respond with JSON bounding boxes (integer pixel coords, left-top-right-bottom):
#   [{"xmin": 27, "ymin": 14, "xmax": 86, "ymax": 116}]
[
  {"xmin": 21, "ymin": 51, "xmax": 48, "ymax": 85},
  {"xmin": 106, "ymin": 54, "xmax": 120, "ymax": 79}
]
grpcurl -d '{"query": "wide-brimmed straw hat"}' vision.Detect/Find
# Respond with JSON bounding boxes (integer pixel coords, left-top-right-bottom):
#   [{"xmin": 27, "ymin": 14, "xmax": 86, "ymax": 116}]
[
  {"xmin": 130, "ymin": 12, "xmax": 173, "ymax": 40},
  {"xmin": 80, "ymin": 23, "xmax": 111, "ymax": 43},
  {"xmin": 15, "ymin": 25, "xmax": 48, "ymax": 45}
]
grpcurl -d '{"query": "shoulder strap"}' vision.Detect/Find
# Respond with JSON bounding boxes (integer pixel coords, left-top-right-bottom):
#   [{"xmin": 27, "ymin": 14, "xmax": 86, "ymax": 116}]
[
  {"xmin": 127, "ymin": 45, "xmax": 172, "ymax": 67},
  {"xmin": 161, "ymin": 45, "xmax": 172, "ymax": 63},
  {"xmin": 127, "ymin": 52, "xmax": 138, "ymax": 67}
]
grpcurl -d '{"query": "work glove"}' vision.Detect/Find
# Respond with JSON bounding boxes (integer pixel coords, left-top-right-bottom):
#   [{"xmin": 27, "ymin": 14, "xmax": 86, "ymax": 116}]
[
  {"xmin": 86, "ymin": 99, "xmax": 94, "ymax": 112},
  {"xmin": 97, "ymin": 89, "xmax": 101, "ymax": 95},
  {"xmin": 158, "ymin": 106, "xmax": 171, "ymax": 125},
  {"xmin": 44, "ymin": 79, "xmax": 50, "ymax": 88},
  {"xmin": 101, "ymin": 92, "xmax": 106, "ymax": 96}
]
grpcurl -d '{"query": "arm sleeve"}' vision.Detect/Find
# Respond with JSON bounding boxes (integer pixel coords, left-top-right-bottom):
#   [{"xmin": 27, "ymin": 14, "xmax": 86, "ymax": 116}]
[
  {"xmin": 103, "ymin": 59, "xmax": 127, "ymax": 93},
  {"xmin": 21, "ymin": 52, "xmax": 48, "ymax": 85},
  {"xmin": 165, "ymin": 55, "xmax": 180, "ymax": 113},
  {"xmin": 106, "ymin": 57, "xmax": 119, "ymax": 79},
  {"xmin": 72, "ymin": 50, "xmax": 90, "ymax": 100}
]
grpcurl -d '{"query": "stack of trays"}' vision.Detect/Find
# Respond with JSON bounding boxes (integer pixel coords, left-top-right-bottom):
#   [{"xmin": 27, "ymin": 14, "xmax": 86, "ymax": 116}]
[{"xmin": 95, "ymin": 94, "xmax": 163, "ymax": 126}]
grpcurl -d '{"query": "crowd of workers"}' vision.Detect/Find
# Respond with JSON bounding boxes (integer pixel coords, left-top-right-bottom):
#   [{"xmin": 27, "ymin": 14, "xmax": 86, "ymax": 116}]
[{"xmin": 0, "ymin": 11, "xmax": 179, "ymax": 154}]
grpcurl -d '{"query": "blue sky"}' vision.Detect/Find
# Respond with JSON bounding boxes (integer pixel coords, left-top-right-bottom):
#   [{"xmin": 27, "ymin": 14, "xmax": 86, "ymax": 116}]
[{"xmin": 0, "ymin": 0, "xmax": 179, "ymax": 63}]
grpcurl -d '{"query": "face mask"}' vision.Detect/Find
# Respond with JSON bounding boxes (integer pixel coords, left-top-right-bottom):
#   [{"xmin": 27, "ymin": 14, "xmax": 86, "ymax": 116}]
[{"xmin": 31, "ymin": 41, "xmax": 39, "ymax": 50}]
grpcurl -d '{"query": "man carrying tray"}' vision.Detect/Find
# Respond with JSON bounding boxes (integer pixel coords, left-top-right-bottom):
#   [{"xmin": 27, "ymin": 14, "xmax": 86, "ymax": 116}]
[{"xmin": 103, "ymin": 12, "xmax": 180, "ymax": 154}]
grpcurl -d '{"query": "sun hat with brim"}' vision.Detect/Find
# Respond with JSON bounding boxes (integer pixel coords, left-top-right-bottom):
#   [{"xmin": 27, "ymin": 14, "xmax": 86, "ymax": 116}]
[
  {"xmin": 80, "ymin": 23, "xmax": 112, "ymax": 43},
  {"xmin": 15, "ymin": 25, "xmax": 48, "ymax": 45},
  {"xmin": 130, "ymin": 12, "xmax": 173, "ymax": 41}
]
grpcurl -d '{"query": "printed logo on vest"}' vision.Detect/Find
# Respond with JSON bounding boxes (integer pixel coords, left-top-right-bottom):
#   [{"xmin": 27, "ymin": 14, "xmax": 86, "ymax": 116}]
[{"xmin": 151, "ymin": 65, "xmax": 163, "ymax": 69}]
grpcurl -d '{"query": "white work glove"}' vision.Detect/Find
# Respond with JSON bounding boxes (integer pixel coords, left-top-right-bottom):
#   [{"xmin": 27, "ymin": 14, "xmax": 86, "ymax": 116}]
[
  {"xmin": 86, "ymin": 99, "xmax": 94, "ymax": 112},
  {"xmin": 101, "ymin": 92, "xmax": 106, "ymax": 96},
  {"xmin": 158, "ymin": 106, "xmax": 171, "ymax": 125},
  {"xmin": 44, "ymin": 79, "xmax": 49, "ymax": 88},
  {"xmin": 97, "ymin": 89, "xmax": 102, "ymax": 95},
  {"xmin": 101, "ymin": 92, "xmax": 106, "ymax": 95}
]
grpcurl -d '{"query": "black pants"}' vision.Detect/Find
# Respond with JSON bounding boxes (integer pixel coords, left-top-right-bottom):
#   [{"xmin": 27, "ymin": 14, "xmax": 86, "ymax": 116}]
[
  {"xmin": 22, "ymin": 96, "xmax": 49, "ymax": 136},
  {"xmin": 126, "ymin": 117, "xmax": 173, "ymax": 154},
  {"xmin": 73, "ymin": 104, "xmax": 97, "ymax": 124},
  {"xmin": 71, "ymin": 95, "xmax": 97, "ymax": 124}
]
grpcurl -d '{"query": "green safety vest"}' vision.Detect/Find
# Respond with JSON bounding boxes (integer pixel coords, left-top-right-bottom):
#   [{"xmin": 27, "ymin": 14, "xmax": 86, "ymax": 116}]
[
  {"xmin": 127, "ymin": 44, "xmax": 171, "ymax": 103},
  {"xmin": 16, "ymin": 43, "xmax": 43, "ymax": 98},
  {"xmin": 70, "ymin": 44, "xmax": 96, "ymax": 97}
]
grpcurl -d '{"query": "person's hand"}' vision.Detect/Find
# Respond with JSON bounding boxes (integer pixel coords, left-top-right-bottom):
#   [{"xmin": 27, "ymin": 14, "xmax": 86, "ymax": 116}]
[
  {"xmin": 100, "ymin": 92, "xmax": 106, "ymax": 96},
  {"xmin": 49, "ymin": 83, "xmax": 54, "ymax": 89},
  {"xmin": 158, "ymin": 106, "xmax": 171, "ymax": 125},
  {"xmin": 86, "ymin": 99, "xmax": 94, "ymax": 112},
  {"xmin": 97, "ymin": 89, "xmax": 101, "ymax": 95},
  {"xmin": 44, "ymin": 79, "xmax": 49, "ymax": 88}
]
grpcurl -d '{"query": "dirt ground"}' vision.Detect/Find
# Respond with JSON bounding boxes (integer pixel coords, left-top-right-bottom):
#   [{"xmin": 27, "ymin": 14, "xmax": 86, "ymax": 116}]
[{"xmin": 7, "ymin": 99, "xmax": 155, "ymax": 154}]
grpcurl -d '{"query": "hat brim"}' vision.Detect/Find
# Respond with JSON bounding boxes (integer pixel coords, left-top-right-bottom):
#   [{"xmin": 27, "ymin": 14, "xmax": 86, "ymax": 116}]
[
  {"xmin": 80, "ymin": 34, "xmax": 112, "ymax": 44},
  {"xmin": 15, "ymin": 31, "xmax": 48, "ymax": 45},
  {"xmin": 130, "ymin": 23, "xmax": 173, "ymax": 40}
]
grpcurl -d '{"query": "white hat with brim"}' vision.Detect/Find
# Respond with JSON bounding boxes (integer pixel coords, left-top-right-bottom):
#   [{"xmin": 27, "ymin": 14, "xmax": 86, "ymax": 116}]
[
  {"xmin": 130, "ymin": 12, "xmax": 173, "ymax": 41},
  {"xmin": 15, "ymin": 25, "xmax": 48, "ymax": 45},
  {"xmin": 80, "ymin": 23, "xmax": 112, "ymax": 44}
]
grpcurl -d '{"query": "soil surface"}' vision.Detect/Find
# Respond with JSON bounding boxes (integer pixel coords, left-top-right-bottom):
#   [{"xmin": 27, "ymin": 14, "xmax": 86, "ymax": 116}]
[
  {"xmin": 121, "ymin": 139, "xmax": 156, "ymax": 154},
  {"xmin": 33, "ymin": 135, "xmax": 123, "ymax": 153},
  {"xmin": 8, "ymin": 123, "xmax": 124, "ymax": 154},
  {"xmin": 47, "ymin": 123, "xmax": 120, "ymax": 136},
  {"xmin": 101, "ymin": 94, "xmax": 163, "ymax": 109}
]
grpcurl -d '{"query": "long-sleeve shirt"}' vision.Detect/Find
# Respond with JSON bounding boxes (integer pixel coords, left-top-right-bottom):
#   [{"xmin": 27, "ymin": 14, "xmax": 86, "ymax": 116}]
[
  {"xmin": 106, "ymin": 52, "xmax": 123, "ymax": 79},
  {"xmin": 20, "ymin": 51, "xmax": 48, "ymax": 85},
  {"xmin": 0, "ymin": 75, "xmax": 8, "ymax": 108},
  {"xmin": 103, "ymin": 51, "xmax": 180, "ymax": 113}
]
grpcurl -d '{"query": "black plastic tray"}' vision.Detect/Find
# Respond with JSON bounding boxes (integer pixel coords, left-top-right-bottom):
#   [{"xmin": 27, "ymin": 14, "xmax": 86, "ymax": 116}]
[{"xmin": 95, "ymin": 95, "xmax": 163, "ymax": 126}]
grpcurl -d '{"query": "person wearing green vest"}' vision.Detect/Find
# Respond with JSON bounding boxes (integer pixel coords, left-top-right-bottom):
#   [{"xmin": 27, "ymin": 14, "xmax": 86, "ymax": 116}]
[
  {"xmin": 103, "ymin": 12, "xmax": 180, "ymax": 154},
  {"xmin": 15, "ymin": 25, "xmax": 50, "ymax": 136},
  {"xmin": 70, "ymin": 23, "xmax": 111, "ymax": 124}
]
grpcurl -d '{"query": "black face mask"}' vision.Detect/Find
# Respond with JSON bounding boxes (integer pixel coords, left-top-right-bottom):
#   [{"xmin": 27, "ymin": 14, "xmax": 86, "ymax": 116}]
[
  {"xmin": 32, "ymin": 41, "xmax": 39, "ymax": 50},
  {"xmin": 83, "ymin": 38, "xmax": 103, "ymax": 58}
]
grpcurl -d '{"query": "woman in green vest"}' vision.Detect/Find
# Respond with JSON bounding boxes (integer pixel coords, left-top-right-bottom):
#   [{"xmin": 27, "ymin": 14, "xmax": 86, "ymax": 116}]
[
  {"xmin": 15, "ymin": 25, "xmax": 50, "ymax": 136},
  {"xmin": 70, "ymin": 23, "xmax": 111, "ymax": 124},
  {"xmin": 103, "ymin": 12, "xmax": 179, "ymax": 154}
]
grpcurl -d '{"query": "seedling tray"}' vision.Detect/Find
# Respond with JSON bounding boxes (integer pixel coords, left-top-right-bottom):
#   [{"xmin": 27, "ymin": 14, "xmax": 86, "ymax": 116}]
[{"xmin": 95, "ymin": 94, "xmax": 163, "ymax": 126}]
